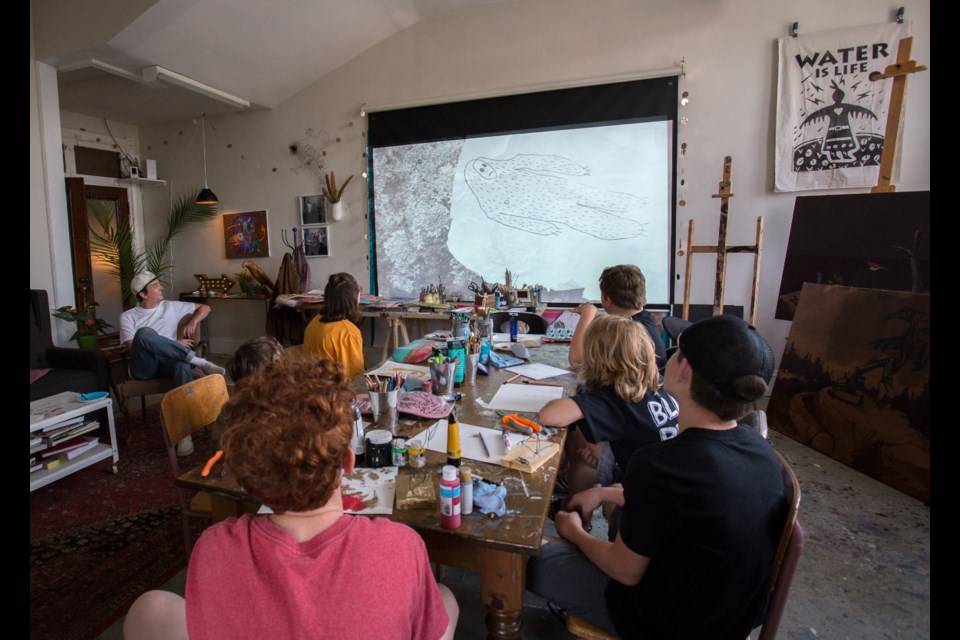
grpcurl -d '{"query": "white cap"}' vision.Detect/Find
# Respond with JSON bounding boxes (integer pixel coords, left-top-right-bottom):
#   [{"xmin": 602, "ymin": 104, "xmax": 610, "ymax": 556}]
[
  {"xmin": 442, "ymin": 465, "xmax": 458, "ymax": 481},
  {"xmin": 131, "ymin": 270, "xmax": 159, "ymax": 294}
]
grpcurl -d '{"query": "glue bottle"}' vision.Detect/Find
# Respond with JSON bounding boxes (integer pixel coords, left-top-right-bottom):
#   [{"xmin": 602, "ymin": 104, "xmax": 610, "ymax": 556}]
[
  {"xmin": 460, "ymin": 467, "xmax": 474, "ymax": 515},
  {"xmin": 446, "ymin": 408, "xmax": 462, "ymax": 467},
  {"xmin": 439, "ymin": 465, "xmax": 461, "ymax": 529}
]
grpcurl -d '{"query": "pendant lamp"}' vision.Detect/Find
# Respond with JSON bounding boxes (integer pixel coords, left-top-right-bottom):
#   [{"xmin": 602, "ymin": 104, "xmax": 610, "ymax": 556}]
[{"xmin": 196, "ymin": 113, "xmax": 219, "ymax": 205}]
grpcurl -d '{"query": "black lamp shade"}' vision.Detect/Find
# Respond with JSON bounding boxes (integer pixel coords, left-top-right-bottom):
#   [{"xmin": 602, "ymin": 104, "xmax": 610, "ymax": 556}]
[{"xmin": 196, "ymin": 187, "xmax": 219, "ymax": 205}]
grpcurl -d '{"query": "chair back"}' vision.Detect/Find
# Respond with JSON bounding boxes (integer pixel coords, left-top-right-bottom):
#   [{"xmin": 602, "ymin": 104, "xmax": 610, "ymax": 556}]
[
  {"xmin": 756, "ymin": 450, "xmax": 805, "ymax": 640},
  {"xmin": 488, "ymin": 311, "xmax": 549, "ymax": 335},
  {"xmin": 159, "ymin": 374, "xmax": 229, "ymax": 473}
]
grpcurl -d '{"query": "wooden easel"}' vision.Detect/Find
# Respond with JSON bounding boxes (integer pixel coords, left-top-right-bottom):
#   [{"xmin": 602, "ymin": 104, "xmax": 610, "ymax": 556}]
[
  {"xmin": 870, "ymin": 36, "xmax": 927, "ymax": 193},
  {"xmin": 681, "ymin": 156, "xmax": 764, "ymax": 325}
]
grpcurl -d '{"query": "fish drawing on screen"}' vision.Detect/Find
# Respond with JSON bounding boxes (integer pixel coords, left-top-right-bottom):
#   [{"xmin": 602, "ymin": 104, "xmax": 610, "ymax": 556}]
[{"xmin": 463, "ymin": 154, "xmax": 648, "ymax": 239}]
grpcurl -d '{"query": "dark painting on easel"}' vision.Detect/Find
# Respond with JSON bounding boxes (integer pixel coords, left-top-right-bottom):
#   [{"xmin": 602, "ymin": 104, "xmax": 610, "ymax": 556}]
[
  {"xmin": 767, "ymin": 284, "xmax": 929, "ymax": 502},
  {"xmin": 775, "ymin": 191, "xmax": 929, "ymax": 321}
]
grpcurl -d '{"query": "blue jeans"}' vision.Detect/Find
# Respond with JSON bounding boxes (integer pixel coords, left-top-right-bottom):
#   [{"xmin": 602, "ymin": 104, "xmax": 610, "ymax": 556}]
[
  {"xmin": 129, "ymin": 328, "xmax": 196, "ymax": 388},
  {"xmin": 526, "ymin": 540, "xmax": 619, "ymax": 636}
]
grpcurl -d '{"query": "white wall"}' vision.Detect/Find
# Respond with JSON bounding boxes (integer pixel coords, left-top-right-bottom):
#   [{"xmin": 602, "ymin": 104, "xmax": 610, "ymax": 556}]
[{"xmin": 134, "ymin": 0, "xmax": 932, "ymax": 358}]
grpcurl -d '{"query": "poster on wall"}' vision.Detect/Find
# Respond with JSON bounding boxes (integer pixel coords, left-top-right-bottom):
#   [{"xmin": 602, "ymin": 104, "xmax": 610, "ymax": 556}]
[
  {"xmin": 223, "ymin": 211, "xmax": 270, "ymax": 259},
  {"xmin": 775, "ymin": 21, "xmax": 911, "ymax": 192}
]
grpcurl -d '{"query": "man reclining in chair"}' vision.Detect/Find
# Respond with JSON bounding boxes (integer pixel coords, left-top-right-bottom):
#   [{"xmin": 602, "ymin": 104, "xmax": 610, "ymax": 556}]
[{"xmin": 120, "ymin": 270, "xmax": 225, "ymax": 387}]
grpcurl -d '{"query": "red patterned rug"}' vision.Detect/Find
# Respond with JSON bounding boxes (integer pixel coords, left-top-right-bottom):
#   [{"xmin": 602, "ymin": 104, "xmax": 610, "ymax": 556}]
[{"xmin": 29, "ymin": 407, "xmax": 213, "ymax": 640}]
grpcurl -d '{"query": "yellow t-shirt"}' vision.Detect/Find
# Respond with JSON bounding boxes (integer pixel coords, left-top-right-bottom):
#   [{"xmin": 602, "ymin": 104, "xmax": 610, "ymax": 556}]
[{"xmin": 302, "ymin": 317, "xmax": 365, "ymax": 378}]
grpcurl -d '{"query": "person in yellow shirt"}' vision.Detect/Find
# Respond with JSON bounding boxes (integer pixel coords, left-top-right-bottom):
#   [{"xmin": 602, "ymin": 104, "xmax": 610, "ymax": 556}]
[{"xmin": 303, "ymin": 273, "xmax": 365, "ymax": 377}]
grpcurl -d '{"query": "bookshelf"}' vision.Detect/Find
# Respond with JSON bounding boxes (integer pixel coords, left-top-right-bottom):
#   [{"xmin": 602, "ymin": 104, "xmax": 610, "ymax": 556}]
[{"xmin": 30, "ymin": 391, "xmax": 119, "ymax": 492}]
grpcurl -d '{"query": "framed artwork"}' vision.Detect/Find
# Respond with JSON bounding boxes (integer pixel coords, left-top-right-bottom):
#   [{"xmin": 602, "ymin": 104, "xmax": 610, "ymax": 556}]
[
  {"xmin": 300, "ymin": 194, "xmax": 326, "ymax": 225},
  {"xmin": 223, "ymin": 210, "xmax": 269, "ymax": 259},
  {"xmin": 303, "ymin": 225, "xmax": 331, "ymax": 257}
]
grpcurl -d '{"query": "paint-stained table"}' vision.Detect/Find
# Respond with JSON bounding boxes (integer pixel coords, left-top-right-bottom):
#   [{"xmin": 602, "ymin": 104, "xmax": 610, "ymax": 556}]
[{"xmin": 176, "ymin": 344, "xmax": 576, "ymax": 640}]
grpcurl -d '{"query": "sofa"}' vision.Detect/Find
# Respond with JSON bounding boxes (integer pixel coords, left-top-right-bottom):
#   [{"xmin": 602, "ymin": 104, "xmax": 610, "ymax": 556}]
[{"xmin": 30, "ymin": 289, "xmax": 110, "ymax": 402}]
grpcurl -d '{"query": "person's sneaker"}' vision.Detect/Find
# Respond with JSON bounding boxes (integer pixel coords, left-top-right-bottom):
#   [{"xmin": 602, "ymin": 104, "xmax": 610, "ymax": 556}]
[
  {"xmin": 176, "ymin": 435, "xmax": 195, "ymax": 457},
  {"xmin": 200, "ymin": 362, "xmax": 226, "ymax": 376}
]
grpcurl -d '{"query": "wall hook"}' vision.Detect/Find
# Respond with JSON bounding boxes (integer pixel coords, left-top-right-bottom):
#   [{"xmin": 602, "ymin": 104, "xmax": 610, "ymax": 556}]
[
  {"xmin": 896, "ymin": 7, "xmax": 905, "ymax": 23},
  {"xmin": 791, "ymin": 21, "xmax": 799, "ymax": 38}
]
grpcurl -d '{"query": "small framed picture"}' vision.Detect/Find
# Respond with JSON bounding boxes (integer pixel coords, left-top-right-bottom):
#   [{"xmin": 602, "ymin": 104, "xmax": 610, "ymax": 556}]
[
  {"xmin": 300, "ymin": 194, "xmax": 326, "ymax": 226},
  {"xmin": 303, "ymin": 226, "xmax": 331, "ymax": 257}
]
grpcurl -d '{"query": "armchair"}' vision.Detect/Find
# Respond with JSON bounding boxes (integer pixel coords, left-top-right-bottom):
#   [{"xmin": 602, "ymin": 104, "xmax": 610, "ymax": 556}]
[{"xmin": 30, "ymin": 289, "xmax": 110, "ymax": 402}]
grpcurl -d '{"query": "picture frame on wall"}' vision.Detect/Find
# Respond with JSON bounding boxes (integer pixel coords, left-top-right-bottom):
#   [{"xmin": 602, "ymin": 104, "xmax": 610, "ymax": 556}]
[
  {"xmin": 300, "ymin": 194, "xmax": 326, "ymax": 225},
  {"xmin": 303, "ymin": 225, "xmax": 331, "ymax": 257},
  {"xmin": 223, "ymin": 210, "xmax": 269, "ymax": 259}
]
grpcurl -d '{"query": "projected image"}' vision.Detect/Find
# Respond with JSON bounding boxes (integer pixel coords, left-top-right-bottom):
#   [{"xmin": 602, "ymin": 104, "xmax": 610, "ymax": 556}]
[{"xmin": 372, "ymin": 120, "xmax": 670, "ymax": 304}]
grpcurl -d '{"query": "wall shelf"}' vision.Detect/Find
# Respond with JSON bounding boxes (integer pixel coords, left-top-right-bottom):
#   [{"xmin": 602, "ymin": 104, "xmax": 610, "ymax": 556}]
[{"xmin": 117, "ymin": 177, "xmax": 167, "ymax": 187}]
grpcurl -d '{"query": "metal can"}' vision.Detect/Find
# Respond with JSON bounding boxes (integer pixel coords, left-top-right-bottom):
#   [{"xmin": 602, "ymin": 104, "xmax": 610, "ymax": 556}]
[
  {"xmin": 391, "ymin": 437, "xmax": 408, "ymax": 467},
  {"xmin": 407, "ymin": 439, "xmax": 425, "ymax": 468}
]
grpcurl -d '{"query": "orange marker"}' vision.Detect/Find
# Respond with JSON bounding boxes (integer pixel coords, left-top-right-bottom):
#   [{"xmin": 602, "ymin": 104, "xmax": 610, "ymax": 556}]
[{"xmin": 201, "ymin": 450, "xmax": 224, "ymax": 477}]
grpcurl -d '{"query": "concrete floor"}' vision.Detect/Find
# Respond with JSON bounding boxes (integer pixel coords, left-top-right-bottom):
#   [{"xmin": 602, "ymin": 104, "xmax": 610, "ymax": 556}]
[{"xmin": 97, "ymin": 348, "xmax": 930, "ymax": 639}]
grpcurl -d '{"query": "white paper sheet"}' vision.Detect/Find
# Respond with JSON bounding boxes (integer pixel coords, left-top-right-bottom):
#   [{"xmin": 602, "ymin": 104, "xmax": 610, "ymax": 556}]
[
  {"xmin": 412, "ymin": 420, "xmax": 529, "ymax": 468},
  {"xmin": 487, "ymin": 383, "xmax": 564, "ymax": 413},
  {"xmin": 365, "ymin": 361, "xmax": 432, "ymax": 380},
  {"xmin": 504, "ymin": 363, "xmax": 570, "ymax": 380}
]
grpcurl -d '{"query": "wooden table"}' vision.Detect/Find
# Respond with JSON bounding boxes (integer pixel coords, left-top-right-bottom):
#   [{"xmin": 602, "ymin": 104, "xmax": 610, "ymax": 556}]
[{"xmin": 176, "ymin": 345, "xmax": 576, "ymax": 639}]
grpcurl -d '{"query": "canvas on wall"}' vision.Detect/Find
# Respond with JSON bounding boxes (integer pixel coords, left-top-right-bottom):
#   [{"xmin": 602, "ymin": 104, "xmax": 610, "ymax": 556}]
[
  {"xmin": 775, "ymin": 191, "xmax": 929, "ymax": 321},
  {"xmin": 767, "ymin": 283, "xmax": 929, "ymax": 503},
  {"xmin": 223, "ymin": 211, "xmax": 269, "ymax": 259},
  {"xmin": 775, "ymin": 20, "xmax": 911, "ymax": 192}
]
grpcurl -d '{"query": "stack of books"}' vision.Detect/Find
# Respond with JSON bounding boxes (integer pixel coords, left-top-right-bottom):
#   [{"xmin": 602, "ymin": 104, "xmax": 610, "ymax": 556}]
[{"xmin": 31, "ymin": 416, "xmax": 101, "ymax": 470}]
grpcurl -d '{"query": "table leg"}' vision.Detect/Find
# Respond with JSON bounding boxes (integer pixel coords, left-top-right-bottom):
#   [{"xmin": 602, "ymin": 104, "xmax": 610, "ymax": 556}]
[
  {"xmin": 398, "ymin": 318, "xmax": 411, "ymax": 345},
  {"xmin": 479, "ymin": 549, "xmax": 526, "ymax": 640}
]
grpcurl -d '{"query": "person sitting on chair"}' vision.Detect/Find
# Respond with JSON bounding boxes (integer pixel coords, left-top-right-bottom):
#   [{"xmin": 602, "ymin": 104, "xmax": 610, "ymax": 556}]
[
  {"xmin": 568, "ymin": 265, "xmax": 666, "ymax": 371},
  {"xmin": 527, "ymin": 315, "xmax": 786, "ymax": 639},
  {"xmin": 122, "ymin": 359, "xmax": 459, "ymax": 640},
  {"xmin": 119, "ymin": 270, "xmax": 225, "ymax": 387},
  {"xmin": 302, "ymin": 272, "xmax": 365, "ymax": 377}
]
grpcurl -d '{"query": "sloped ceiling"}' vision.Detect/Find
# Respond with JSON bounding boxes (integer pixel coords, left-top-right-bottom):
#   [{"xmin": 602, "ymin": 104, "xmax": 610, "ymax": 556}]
[{"xmin": 33, "ymin": 0, "xmax": 519, "ymax": 126}]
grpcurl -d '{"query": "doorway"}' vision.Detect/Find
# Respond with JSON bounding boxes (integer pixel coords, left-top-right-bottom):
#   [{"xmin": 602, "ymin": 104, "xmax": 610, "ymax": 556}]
[{"xmin": 64, "ymin": 178, "xmax": 130, "ymax": 345}]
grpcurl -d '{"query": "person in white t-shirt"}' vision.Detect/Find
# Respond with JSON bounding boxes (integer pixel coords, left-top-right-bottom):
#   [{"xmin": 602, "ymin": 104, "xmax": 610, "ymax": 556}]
[{"xmin": 120, "ymin": 271, "xmax": 226, "ymax": 455}]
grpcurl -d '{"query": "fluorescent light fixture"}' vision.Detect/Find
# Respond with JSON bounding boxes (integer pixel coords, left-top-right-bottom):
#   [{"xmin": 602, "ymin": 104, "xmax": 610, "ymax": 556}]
[
  {"xmin": 58, "ymin": 58, "xmax": 147, "ymax": 84},
  {"xmin": 142, "ymin": 65, "xmax": 250, "ymax": 109}
]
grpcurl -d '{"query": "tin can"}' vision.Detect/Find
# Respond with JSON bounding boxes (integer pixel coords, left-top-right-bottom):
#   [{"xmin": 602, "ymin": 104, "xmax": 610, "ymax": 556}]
[
  {"xmin": 391, "ymin": 437, "xmax": 408, "ymax": 467},
  {"xmin": 407, "ymin": 439, "xmax": 425, "ymax": 468}
]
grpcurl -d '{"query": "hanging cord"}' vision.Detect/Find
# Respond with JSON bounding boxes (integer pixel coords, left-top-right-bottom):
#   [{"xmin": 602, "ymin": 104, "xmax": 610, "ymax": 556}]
[{"xmin": 104, "ymin": 118, "xmax": 139, "ymax": 177}]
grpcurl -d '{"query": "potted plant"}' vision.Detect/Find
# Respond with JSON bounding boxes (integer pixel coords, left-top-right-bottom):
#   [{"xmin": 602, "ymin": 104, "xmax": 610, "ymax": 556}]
[
  {"xmin": 51, "ymin": 302, "xmax": 115, "ymax": 349},
  {"xmin": 322, "ymin": 171, "xmax": 354, "ymax": 221},
  {"xmin": 236, "ymin": 267, "xmax": 256, "ymax": 297}
]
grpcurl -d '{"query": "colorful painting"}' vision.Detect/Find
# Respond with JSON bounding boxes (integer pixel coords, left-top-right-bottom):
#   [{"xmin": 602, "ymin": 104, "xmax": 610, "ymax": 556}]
[
  {"xmin": 223, "ymin": 210, "xmax": 269, "ymax": 259},
  {"xmin": 299, "ymin": 194, "xmax": 326, "ymax": 225},
  {"xmin": 767, "ymin": 284, "xmax": 929, "ymax": 502}
]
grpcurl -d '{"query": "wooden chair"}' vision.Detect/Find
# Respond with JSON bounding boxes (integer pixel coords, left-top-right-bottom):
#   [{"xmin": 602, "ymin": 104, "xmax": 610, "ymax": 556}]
[
  {"xmin": 116, "ymin": 315, "xmax": 207, "ymax": 442},
  {"xmin": 159, "ymin": 373, "xmax": 228, "ymax": 554},
  {"xmin": 565, "ymin": 449, "xmax": 804, "ymax": 640}
]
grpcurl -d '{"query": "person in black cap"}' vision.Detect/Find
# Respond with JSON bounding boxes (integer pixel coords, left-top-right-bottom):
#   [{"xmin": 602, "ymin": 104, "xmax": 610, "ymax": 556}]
[{"xmin": 527, "ymin": 315, "xmax": 787, "ymax": 639}]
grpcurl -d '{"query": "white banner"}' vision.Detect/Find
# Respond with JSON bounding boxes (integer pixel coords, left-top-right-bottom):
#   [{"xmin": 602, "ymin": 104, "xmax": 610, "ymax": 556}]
[{"xmin": 775, "ymin": 21, "xmax": 912, "ymax": 192}]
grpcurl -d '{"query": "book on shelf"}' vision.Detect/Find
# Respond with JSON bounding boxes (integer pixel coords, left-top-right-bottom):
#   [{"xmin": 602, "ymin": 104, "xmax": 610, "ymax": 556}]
[
  {"xmin": 40, "ymin": 414, "xmax": 85, "ymax": 433},
  {"xmin": 30, "ymin": 459, "xmax": 43, "ymax": 473},
  {"xmin": 30, "ymin": 441, "xmax": 49, "ymax": 454},
  {"xmin": 30, "ymin": 435, "xmax": 43, "ymax": 446},
  {"xmin": 42, "ymin": 420, "xmax": 100, "ymax": 444},
  {"xmin": 38, "ymin": 436, "xmax": 92, "ymax": 459},
  {"xmin": 59, "ymin": 436, "xmax": 100, "ymax": 461}
]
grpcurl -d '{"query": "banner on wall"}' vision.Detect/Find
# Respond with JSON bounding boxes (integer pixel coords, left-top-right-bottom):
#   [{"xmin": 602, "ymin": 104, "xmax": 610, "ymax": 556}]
[{"xmin": 775, "ymin": 21, "xmax": 912, "ymax": 192}]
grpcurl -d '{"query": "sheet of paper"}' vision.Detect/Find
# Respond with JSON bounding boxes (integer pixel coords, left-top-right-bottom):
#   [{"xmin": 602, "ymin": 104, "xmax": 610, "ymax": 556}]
[
  {"xmin": 504, "ymin": 362, "xmax": 571, "ymax": 380},
  {"xmin": 487, "ymin": 382, "xmax": 565, "ymax": 413},
  {"xmin": 412, "ymin": 420, "xmax": 529, "ymax": 467},
  {"xmin": 258, "ymin": 466, "xmax": 399, "ymax": 515},
  {"xmin": 493, "ymin": 332, "xmax": 543, "ymax": 343},
  {"xmin": 365, "ymin": 361, "xmax": 432, "ymax": 380}
]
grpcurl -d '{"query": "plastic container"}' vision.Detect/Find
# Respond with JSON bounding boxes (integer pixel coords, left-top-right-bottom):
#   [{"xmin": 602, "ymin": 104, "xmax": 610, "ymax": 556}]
[
  {"xmin": 352, "ymin": 403, "xmax": 365, "ymax": 463},
  {"xmin": 391, "ymin": 437, "xmax": 408, "ymax": 467},
  {"xmin": 407, "ymin": 439, "xmax": 425, "ymax": 468},
  {"xmin": 479, "ymin": 337, "xmax": 491, "ymax": 365},
  {"xmin": 509, "ymin": 313, "xmax": 519, "ymax": 342},
  {"xmin": 364, "ymin": 429, "xmax": 393, "ymax": 468},
  {"xmin": 460, "ymin": 467, "xmax": 474, "ymax": 515},
  {"xmin": 439, "ymin": 465, "xmax": 462, "ymax": 529}
]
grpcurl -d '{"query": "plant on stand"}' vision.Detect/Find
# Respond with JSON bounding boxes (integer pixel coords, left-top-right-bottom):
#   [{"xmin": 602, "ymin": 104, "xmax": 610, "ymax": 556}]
[
  {"xmin": 51, "ymin": 302, "xmax": 115, "ymax": 349},
  {"xmin": 322, "ymin": 171, "xmax": 354, "ymax": 221}
]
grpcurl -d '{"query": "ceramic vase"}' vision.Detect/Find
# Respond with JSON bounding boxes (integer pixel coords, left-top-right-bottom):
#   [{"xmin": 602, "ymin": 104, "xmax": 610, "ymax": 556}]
[{"xmin": 330, "ymin": 201, "xmax": 344, "ymax": 221}]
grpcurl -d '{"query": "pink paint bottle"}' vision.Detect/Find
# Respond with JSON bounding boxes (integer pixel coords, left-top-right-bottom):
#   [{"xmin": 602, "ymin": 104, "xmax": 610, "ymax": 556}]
[{"xmin": 439, "ymin": 465, "xmax": 461, "ymax": 529}]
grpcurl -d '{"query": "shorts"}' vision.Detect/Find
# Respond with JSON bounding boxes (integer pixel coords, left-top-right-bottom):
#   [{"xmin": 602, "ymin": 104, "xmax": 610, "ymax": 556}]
[{"xmin": 595, "ymin": 443, "xmax": 623, "ymax": 486}]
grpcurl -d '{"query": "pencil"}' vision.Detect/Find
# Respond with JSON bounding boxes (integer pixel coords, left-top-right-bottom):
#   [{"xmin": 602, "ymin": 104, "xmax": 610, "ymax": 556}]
[
  {"xmin": 506, "ymin": 373, "xmax": 522, "ymax": 383},
  {"xmin": 521, "ymin": 380, "xmax": 564, "ymax": 387},
  {"xmin": 478, "ymin": 433, "xmax": 492, "ymax": 457}
]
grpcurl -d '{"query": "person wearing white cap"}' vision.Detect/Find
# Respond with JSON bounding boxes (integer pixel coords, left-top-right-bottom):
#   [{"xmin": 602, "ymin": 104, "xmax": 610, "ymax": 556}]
[
  {"xmin": 120, "ymin": 271, "xmax": 225, "ymax": 455},
  {"xmin": 527, "ymin": 315, "xmax": 787, "ymax": 639}
]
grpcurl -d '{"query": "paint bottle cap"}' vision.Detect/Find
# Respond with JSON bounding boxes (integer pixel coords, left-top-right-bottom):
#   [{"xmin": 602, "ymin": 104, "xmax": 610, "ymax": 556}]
[
  {"xmin": 460, "ymin": 468, "xmax": 472, "ymax": 481},
  {"xmin": 442, "ymin": 465, "xmax": 458, "ymax": 481}
]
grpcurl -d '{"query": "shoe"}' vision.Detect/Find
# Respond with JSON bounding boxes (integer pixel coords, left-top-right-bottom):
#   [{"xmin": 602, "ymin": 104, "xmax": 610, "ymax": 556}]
[
  {"xmin": 176, "ymin": 435, "xmax": 195, "ymax": 457},
  {"xmin": 200, "ymin": 362, "xmax": 226, "ymax": 376}
]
